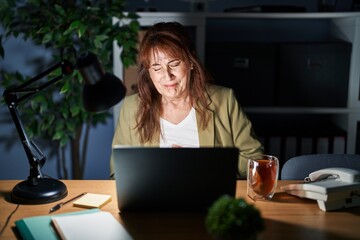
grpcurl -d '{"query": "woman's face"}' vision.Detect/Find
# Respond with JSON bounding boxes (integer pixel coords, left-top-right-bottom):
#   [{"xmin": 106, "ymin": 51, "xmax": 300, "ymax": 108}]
[{"xmin": 148, "ymin": 50, "xmax": 191, "ymax": 101}]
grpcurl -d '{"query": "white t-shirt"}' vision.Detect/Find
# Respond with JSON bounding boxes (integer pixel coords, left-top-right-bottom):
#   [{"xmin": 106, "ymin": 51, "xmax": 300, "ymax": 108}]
[{"xmin": 160, "ymin": 107, "xmax": 199, "ymax": 148}]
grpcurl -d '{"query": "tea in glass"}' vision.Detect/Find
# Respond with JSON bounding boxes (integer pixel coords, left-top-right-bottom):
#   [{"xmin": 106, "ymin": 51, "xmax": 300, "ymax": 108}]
[{"xmin": 247, "ymin": 155, "xmax": 279, "ymax": 200}]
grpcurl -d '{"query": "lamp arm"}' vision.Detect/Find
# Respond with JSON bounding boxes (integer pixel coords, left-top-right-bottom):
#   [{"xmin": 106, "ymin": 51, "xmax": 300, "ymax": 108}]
[
  {"xmin": 5, "ymin": 101, "xmax": 46, "ymax": 182},
  {"xmin": 2, "ymin": 60, "xmax": 74, "ymax": 184},
  {"xmin": 5, "ymin": 60, "xmax": 73, "ymax": 104},
  {"xmin": 12, "ymin": 62, "xmax": 62, "ymax": 91}
]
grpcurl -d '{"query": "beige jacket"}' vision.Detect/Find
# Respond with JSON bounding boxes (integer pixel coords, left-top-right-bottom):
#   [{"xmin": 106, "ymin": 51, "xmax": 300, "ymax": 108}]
[{"xmin": 110, "ymin": 84, "xmax": 263, "ymax": 179}]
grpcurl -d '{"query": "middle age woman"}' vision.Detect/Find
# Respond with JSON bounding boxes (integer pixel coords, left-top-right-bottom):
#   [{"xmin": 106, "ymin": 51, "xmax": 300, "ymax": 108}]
[{"xmin": 111, "ymin": 21, "xmax": 264, "ymax": 179}]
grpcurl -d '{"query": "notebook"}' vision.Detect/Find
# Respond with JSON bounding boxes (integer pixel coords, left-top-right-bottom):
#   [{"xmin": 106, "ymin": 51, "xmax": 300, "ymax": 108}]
[
  {"xmin": 112, "ymin": 147, "xmax": 239, "ymax": 212},
  {"xmin": 52, "ymin": 211, "xmax": 132, "ymax": 240},
  {"xmin": 15, "ymin": 209, "xmax": 100, "ymax": 240}
]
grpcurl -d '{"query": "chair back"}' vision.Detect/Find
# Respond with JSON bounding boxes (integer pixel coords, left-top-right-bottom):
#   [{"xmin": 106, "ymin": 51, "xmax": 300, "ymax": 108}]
[{"xmin": 281, "ymin": 154, "xmax": 360, "ymax": 180}]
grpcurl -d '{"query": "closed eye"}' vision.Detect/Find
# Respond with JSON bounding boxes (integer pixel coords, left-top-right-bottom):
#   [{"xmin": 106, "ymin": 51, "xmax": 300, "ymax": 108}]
[
  {"xmin": 153, "ymin": 67, "xmax": 162, "ymax": 72},
  {"xmin": 151, "ymin": 64, "xmax": 162, "ymax": 72},
  {"xmin": 169, "ymin": 60, "xmax": 181, "ymax": 68}
]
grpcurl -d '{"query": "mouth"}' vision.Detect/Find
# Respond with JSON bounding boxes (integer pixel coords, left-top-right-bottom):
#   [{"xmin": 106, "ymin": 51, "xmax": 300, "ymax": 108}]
[{"xmin": 163, "ymin": 83, "xmax": 178, "ymax": 88}]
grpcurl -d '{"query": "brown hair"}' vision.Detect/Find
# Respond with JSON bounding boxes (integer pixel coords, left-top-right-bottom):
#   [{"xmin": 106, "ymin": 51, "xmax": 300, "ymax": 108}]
[{"xmin": 135, "ymin": 22, "xmax": 212, "ymax": 143}]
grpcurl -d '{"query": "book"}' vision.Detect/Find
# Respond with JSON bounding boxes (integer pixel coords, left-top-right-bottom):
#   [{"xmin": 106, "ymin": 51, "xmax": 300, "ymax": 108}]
[
  {"xmin": 73, "ymin": 193, "xmax": 112, "ymax": 208},
  {"xmin": 51, "ymin": 211, "xmax": 132, "ymax": 240},
  {"xmin": 15, "ymin": 209, "xmax": 100, "ymax": 240}
]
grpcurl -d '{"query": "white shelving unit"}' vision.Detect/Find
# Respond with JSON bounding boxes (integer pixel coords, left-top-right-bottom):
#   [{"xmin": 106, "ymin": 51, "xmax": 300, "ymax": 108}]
[{"xmin": 113, "ymin": 12, "xmax": 360, "ymax": 155}]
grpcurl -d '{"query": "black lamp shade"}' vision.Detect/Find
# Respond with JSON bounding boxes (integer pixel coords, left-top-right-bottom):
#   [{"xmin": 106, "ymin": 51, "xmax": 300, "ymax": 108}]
[
  {"xmin": 77, "ymin": 52, "xmax": 126, "ymax": 112},
  {"xmin": 82, "ymin": 73, "xmax": 126, "ymax": 112}
]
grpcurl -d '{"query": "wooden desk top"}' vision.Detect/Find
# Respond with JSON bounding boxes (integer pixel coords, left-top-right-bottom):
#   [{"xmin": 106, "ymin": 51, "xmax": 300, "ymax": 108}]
[{"xmin": 0, "ymin": 180, "xmax": 359, "ymax": 240}]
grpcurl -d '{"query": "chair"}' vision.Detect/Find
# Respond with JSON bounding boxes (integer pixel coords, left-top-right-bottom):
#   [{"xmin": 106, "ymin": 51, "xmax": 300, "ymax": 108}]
[{"xmin": 281, "ymin": 154, "xmax": 360, "ymax": 180}]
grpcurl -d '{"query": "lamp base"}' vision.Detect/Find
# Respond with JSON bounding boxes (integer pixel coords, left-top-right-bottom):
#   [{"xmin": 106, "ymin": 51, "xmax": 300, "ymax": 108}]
[{"xmin": 11, "ymin": 178, "xmax": 68, "ymax": 204}]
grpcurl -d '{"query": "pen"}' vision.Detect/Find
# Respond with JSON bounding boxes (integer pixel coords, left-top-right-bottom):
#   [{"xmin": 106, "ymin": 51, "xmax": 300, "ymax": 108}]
[{"xmin": 49, "ymin": 192, "xmax": 87, "ymax": 213}]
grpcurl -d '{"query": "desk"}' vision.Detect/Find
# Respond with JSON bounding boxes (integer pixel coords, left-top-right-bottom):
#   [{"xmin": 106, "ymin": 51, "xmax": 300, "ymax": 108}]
[{"xmin": 0, "ymin": 180, "xmax": 359, "ymax": 240}]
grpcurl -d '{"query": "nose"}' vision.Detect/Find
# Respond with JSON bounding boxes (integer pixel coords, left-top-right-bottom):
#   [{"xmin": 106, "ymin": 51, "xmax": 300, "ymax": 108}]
[{"xmin": 165, "ymin": 67, "xmax": 175, "ymax": 80}]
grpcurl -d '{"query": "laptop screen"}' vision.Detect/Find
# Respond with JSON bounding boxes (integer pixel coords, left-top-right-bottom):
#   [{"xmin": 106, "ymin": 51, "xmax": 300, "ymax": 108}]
[{"xmin": 113, "ymin": 147, "xmax": 239, "ymax": 212}]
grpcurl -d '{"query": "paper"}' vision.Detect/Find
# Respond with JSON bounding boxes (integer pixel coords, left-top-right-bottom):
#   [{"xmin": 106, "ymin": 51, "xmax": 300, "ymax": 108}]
[
  {"xmin": 73, "ymin": 193, "xmax": 112, "ymax": 208},
  {"xmin": 52, "ymin": 211, "xmax": 133, "ymax": 240}
]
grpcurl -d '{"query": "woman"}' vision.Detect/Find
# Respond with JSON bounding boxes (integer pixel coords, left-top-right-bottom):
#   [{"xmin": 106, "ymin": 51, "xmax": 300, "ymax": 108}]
[{"xmin": 111, "ymin": 22, "xmax": 263, "ymax": 179}]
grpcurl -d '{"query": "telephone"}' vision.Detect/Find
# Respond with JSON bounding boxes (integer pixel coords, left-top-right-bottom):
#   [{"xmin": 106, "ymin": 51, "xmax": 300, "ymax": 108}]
[
  {"xmin": 281, "ymin": 167, "xmax": 360, "ymax": 211},
  {"xmin": 304, "ymin": 167, "xmax": 360, "ymax": 183}
]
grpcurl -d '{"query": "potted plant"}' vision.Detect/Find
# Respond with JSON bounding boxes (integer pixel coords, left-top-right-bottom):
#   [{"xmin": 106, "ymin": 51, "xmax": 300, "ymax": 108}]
[
  {"xmin": 206, "ymin": 195, "xmax": 265, "ymax": 240},
  {"xmin": 0, "ymin": 0, "xmax": 139, "ymax": 179}
]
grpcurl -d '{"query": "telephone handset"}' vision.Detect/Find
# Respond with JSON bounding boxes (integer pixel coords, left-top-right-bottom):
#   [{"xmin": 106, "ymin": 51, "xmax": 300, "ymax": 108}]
[
  {"xmin": 304, "ymin": 167, "xmax": 360, "ymax": 183},
  {"xmin": 281, "ymin": 167, "xmax": 360, "ymax": 211}
]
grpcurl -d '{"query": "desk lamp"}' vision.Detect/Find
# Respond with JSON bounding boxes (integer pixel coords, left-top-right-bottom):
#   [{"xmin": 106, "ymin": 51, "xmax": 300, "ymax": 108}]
[{"xmin": 3, "ymin": 50, "xmax": 126, "ymax": 204}]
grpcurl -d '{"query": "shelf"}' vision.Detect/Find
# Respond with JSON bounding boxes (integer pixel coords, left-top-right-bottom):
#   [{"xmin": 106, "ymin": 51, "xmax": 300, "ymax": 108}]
[
  {"xmin": 244, "ymin": 107, "xmax": 360, "ymax": 114},
  {"xmin": 136, "ymin": 12, "xmax": 360, "ymax": 19},
  {"xmin": 209, "ymin": 12, "xmax": 360, "ymax": 19}
]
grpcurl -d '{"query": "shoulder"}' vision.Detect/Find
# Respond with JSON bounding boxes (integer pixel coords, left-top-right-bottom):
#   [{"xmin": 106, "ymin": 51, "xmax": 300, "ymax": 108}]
[
  {"xmin": 205, "ymin": 84, "xmax": 235, "ymax": 102},
  {"xmin": 122, "ymin": 93, "xmax": 140, "ymax": 107},
  {"xmin": 119, "ymin": 93, "xmax": 140, "ymax": 117},
  {"xmin": 204, "ymin": 84, "xmax": 242, "ymax": 114}
]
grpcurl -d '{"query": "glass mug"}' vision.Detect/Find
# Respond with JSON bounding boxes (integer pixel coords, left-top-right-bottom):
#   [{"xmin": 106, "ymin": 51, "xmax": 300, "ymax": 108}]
[{"xmin": 247, "ymin": 155, "xmax": 279, "ymax": 201}]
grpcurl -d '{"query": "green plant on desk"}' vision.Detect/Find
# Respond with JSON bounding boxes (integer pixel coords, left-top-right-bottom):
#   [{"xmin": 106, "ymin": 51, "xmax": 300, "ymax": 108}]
[{"xmin": 206, "ymin": 195, "xmax": 265, "ymax": 240}]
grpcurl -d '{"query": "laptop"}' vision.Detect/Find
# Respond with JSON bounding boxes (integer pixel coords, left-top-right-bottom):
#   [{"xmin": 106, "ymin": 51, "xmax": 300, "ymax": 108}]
[{"xmin": 112, "ymin": 147, "xmax": 239, "ymax": 212}]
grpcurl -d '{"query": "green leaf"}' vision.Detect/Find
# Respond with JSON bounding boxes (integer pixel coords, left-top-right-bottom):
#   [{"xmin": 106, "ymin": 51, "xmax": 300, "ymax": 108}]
[
  {"xmin": 56, "ymin": 121, "xmax": 64, "ymax": 132},
  {"xmin": 63, "ymin": 28, "xmax": 74, "ymax": 36},
  {"xmin": 37, "ymin": 27, "xmax": 50, "ymax": 34},
  {"xmin": 26, "ymin": 127, "xmax": 34, "ymax": 138},
  {"xmin": 78, "ymin": 24, "xmax": 86, "ymax": 38},
  {"xmin": 39, "ymin": 101, "xmax": 49, "ymax": 114},
  {"xmin": 94, "ymin": 38, "xmax": 102, "ymax": 49},
  {"xmin": 129, "ymin": 20, "xmax": 140, "ymax": 31},
  {"xmin": 96, "ymin": 34, "xmax": 109, "ymax": 41},
  {"xmin": 66, "ymin": 121, "xmax": 76, "ymax": 132},
  {"xmin": 60, "ymin": 80, "xmax": 70, "ymax": 94},
  {"xmin": 70, "ymin": 105, "xmax": 80, "ymax": 117},
  {"xmin": 60, "ymin": 136, "xmax": 68, "ymax": 147},
  {"xmin": 69, "ymin": 20, "xmax": 82, "ymax": 31},
  {"xmin": 48, "ymin": 114, "xmax": 55, "ymax": 125},
  {"xmin": 54, "ymin": 4, "xmax": 65, "ymax": 16},
  {"xmin": 62, "ymin": 111, "xmax": 69, "ymax": 119},
  {"xmin": 42, "ymin": 32, "xmax": 53, "ymax": 44},
  {"xmin": 127, "ymin": 12, "xmax": 140, "ymax": 19},
  {"xmin": 53, "ymin": 131, "xmax": 63, "ymax": 140}
]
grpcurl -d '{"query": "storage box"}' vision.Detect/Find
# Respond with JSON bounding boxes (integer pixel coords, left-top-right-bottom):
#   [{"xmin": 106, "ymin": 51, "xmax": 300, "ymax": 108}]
[
  {"xmin": 205, "ymin": 42, "xmax": 277, "ymax": 106},
  {"xmin": 277, "ymin": 42, "xmax": 352, "ymax": 107}
]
